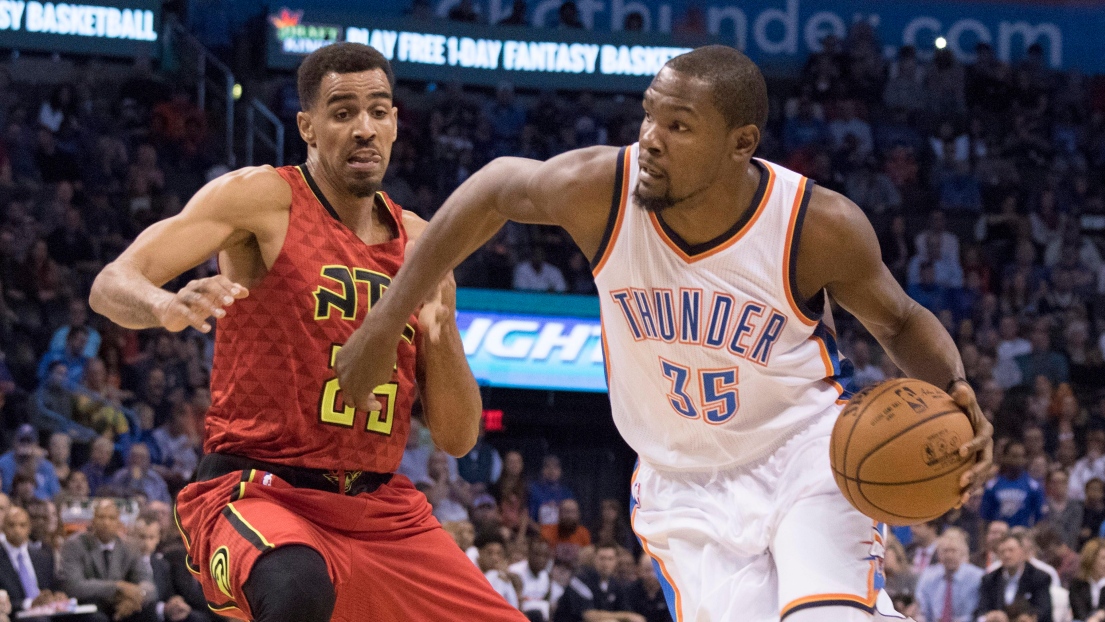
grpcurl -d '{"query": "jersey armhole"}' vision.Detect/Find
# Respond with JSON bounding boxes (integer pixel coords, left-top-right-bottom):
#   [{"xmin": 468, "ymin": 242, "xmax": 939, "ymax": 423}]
[
  {"xmin": 589, "ymin": 146, "xmax": 630, "ymax": 276},
  {"xmin": 784, "ymin": 177, "xmax": 824, "ymax": 325}
]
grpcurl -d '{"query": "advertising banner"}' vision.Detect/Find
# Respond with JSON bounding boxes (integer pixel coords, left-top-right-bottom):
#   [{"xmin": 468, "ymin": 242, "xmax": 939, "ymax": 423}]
[
  {"xmin": 0, "ymin": 0, "xmax": 160, "ymax": 57},
  {"xmin": 267, "ymin": 8, "xmax": 693, "ymax": 91},
  {"xmin": 456, "ymin": 289, "xmax": 607, "ymax": 392},
  {"xmin": 263, "ymin": 0, "xmax": 1103, "ymax": 74}
]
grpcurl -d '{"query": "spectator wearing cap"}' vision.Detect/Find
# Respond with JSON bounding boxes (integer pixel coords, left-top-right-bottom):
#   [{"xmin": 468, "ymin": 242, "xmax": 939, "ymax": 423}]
[{"xmin": 0, "ymin": 425, "xmax": 60, "ymax": 501}]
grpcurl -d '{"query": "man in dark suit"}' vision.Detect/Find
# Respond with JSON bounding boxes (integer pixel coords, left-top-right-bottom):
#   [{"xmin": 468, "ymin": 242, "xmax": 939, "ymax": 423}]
[
  {"xmin": 0, "ymin": 506, "xmax": 69, "ymax": 616},
  {"xmin": 977, "ymin": 533, "xmax": 1053, "ymax": 622},
  {"xmin": 131, "ymin": 512, "xmax": 214, "ymax": 622},
  {"xmin": 60, "ymin": 500, "xmax": 158, "ymax": 622}
]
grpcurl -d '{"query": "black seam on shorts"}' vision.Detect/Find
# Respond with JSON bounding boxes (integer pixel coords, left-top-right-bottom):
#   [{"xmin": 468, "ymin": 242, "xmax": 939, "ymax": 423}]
[{"xmin": 221, "ymin": 506, "xmax": 273, "ymax": 552}]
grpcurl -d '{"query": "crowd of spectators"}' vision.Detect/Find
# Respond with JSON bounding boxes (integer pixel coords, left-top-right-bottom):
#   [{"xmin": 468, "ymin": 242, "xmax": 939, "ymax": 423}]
[{"xmin": 0, "ymin": 3, "xmax": 1104, "ymax": 621}]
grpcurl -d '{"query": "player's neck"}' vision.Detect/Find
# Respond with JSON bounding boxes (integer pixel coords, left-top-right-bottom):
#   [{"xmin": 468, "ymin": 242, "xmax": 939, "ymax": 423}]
[
  {"xmin": 305, "ymin": 161, "xmax": 383, "ymax": 235},
  {"xmin": 657, "ymin": 161, "xmax": 761, "ymax": 247}
]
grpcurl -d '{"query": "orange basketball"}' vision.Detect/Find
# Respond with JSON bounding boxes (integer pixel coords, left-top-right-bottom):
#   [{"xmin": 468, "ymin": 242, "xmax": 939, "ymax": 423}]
[{"xmin": 830, "ymin": 378, "xmax": 976, "ymax": 525}]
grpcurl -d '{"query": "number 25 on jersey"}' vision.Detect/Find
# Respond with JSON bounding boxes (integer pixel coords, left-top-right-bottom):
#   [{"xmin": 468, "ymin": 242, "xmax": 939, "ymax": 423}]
[
  {"xmin": 319, "ymin": 344, "xmax": 397, "ymax": 435},
  {"xmin": 659, "ymin": 358, "xmax": 740, "ymax": 424}
]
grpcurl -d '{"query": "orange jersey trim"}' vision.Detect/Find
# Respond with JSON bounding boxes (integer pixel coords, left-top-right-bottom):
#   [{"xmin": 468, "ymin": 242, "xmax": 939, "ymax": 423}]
[
  {"xmin": 647, "ymin": 162, "xmax": 775, "ymax": 264},
  {"xmin": 592, "ymin": 148, "xmax": 633, "ymax": 277},
  {"xmin": 630, "ymin": 465, "xmax": 684, "ymax": 622},
  {"xmin": 782, "ymin": 176, "xmax": 820, "ymax": 327}
]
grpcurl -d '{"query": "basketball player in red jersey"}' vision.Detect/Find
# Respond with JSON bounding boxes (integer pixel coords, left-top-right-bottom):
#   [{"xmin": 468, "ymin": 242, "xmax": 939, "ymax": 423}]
[{"xmin": 89, "ymin": 44, "xmax": 527, "ymax": 622}]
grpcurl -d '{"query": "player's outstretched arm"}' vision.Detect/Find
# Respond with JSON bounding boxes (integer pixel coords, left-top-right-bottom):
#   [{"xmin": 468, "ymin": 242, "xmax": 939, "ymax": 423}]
[
  {"xmin": 336, "ymin": 146, "xmax": 619, "ymax": 412},
  {"xmin": 801, "ymin": 187, "xmax": 993, "ymax": 495},
  {"xmin": 403, "ymin": 213, "xmax": 482, "ymax": 457},
  {"xmin": 89, "ymin": 167, "xmax": 289, "ymax": 332}
]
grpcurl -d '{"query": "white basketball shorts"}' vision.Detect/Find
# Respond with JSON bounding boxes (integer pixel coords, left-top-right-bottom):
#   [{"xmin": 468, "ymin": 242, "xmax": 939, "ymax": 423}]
[{"xmin": 629, "ymin": 407, "xmax": 908, "ymax": 622}]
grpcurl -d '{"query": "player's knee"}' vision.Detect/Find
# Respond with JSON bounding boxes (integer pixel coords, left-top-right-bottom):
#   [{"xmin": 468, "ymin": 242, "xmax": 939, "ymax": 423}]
[{"xmin": 243, "ymin": 545, "xmax": 335, "ymax": 622}]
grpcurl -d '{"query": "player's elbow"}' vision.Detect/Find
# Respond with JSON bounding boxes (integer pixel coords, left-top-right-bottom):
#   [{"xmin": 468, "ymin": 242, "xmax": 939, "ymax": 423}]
[
  {"xmin": 88, "ymin": 266, "xmax": 112, "ymax": 316},
  {"xmin": 428, "ymin": 412, "xmax": 480, "ymax": 458}
]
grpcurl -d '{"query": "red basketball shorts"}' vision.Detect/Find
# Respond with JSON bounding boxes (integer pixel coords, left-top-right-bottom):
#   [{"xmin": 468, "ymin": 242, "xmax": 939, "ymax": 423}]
[{"xmin": 174, "ymin": 469, "xmax": 526, "ymax": 622}]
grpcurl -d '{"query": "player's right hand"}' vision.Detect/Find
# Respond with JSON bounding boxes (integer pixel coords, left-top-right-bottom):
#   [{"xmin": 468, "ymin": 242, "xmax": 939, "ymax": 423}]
[
  {"xmin": 334, "ymin": 319, "xmax": 397, "ymax": 412},
  {"xmin": 154, "ymin": 275, "xmax": 249, "ymax": 333}
]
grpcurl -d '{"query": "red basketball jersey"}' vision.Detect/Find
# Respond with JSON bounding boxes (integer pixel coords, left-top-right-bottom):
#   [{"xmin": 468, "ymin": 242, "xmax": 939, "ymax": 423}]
[{"xmin": 204, "ymin": 165, "xmax": 419, "ymax": 473}]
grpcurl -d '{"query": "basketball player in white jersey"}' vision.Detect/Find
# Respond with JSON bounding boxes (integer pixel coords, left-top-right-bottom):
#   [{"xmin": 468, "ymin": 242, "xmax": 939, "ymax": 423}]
[{"xmin": 336, "ymin": 45, "xmax": 993, "ymax": 621}]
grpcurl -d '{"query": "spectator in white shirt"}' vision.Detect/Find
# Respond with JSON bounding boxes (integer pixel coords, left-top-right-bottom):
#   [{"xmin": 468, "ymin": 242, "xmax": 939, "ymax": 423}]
[
  {"xmin": 997, "ymin": 317, "xmax": 1033, "ymax": 364},
  {"xmin": 908, "ymin": 231, "xmax": 964, "ymax": 288},
  {"xmin": 476, "ymin": 531, "xmax": 519, "ymax": 609},
  {"xmin": 509, "ymin": 538, "xmax": 553, "ymax": 621},
  {"xmin": 1070, "ymin": 431, "xmax": 1105, "ymax": 502},
  {"xmin": 513, "ymin": 246, "xmax": 567, "ymax": 293}
]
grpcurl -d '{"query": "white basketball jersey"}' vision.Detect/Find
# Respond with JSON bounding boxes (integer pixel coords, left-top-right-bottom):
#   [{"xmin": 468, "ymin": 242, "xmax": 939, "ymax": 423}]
[{"xmin": 593, "ymin": 143, "xmax": 851, "ymax": 472}]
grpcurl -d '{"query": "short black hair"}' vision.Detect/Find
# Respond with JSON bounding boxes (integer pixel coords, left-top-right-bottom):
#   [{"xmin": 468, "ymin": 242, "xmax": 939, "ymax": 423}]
[
  {"xmin": 297, "ymin": 42, "xmax": 395, "ymax": 111},
  {"xmin": 663, "ymin": 45, "xmax": 768, "ymax": 131},
  {"xmin": 474, "ymin": 530, "xmax": 506, "ymax": 551}
]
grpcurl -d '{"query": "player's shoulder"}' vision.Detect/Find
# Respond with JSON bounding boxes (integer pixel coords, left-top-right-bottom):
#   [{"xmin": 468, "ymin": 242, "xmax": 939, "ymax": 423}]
[
  {"xmin": 400, "ymin": 209, "xmax": 428, "ymax": 241},
  {"xmin": 803, "ymin": 184, "xmax": 868, "ymax": 238},
  {"xmin": 200, "ymin": 165, "xmax": 292, "ymax": 215},
  {"xmin": 531, "ymin": 145, "xmax": 622, "ymax": 197}
]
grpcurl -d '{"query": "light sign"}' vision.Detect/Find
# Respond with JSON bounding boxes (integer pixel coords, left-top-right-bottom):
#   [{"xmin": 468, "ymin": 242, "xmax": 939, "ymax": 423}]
[
  {"xmin": 0, "ymin": 0, "xmax": 159, "ymax": 57},
  {"xmin": 458, "ymin": 310, "xmax": 607, "ymax": 393},
  {"xmin": 267, "ymin": 9, "xmax": 694, "ymax": 92}
]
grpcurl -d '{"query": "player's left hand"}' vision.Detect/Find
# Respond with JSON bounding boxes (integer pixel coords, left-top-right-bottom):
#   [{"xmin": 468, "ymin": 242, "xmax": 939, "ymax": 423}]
[
  {"xmin": 416, "ymin": 272, "xmax": 457, "ymax": 345},
  {"xmin": 952, "ymin": 379, "xmax": 993, "ymax": 502}
]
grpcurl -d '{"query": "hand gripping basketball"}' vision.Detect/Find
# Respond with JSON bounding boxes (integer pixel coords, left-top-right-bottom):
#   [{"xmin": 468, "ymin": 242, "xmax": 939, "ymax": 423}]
[
  {"xmin": 950, "ymin": 379, "xmax": 994, "ymax": 503},
  {"xmin": 154, "ymin": 275, "xmax": 249, "ymax": 333}
]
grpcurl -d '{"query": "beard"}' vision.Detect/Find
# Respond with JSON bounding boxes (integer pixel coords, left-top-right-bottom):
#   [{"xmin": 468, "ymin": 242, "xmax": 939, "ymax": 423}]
[
  {"xmin": 633, "ymin": 184, "xmax": 676, "ymax": 213},
  {"xmin": 347, "ymin": 175, "xmax": 379, "ymax": 198}
]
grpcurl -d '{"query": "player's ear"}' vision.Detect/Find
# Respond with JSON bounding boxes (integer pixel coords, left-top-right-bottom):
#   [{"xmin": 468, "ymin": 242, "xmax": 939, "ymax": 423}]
[
  {"xmin": 297, "ymin": 110, "xmax": 316, "ymax": 146},
  {"xmin": 729, "ymin": 124, "xmax": 760, "ymax": 163}
]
